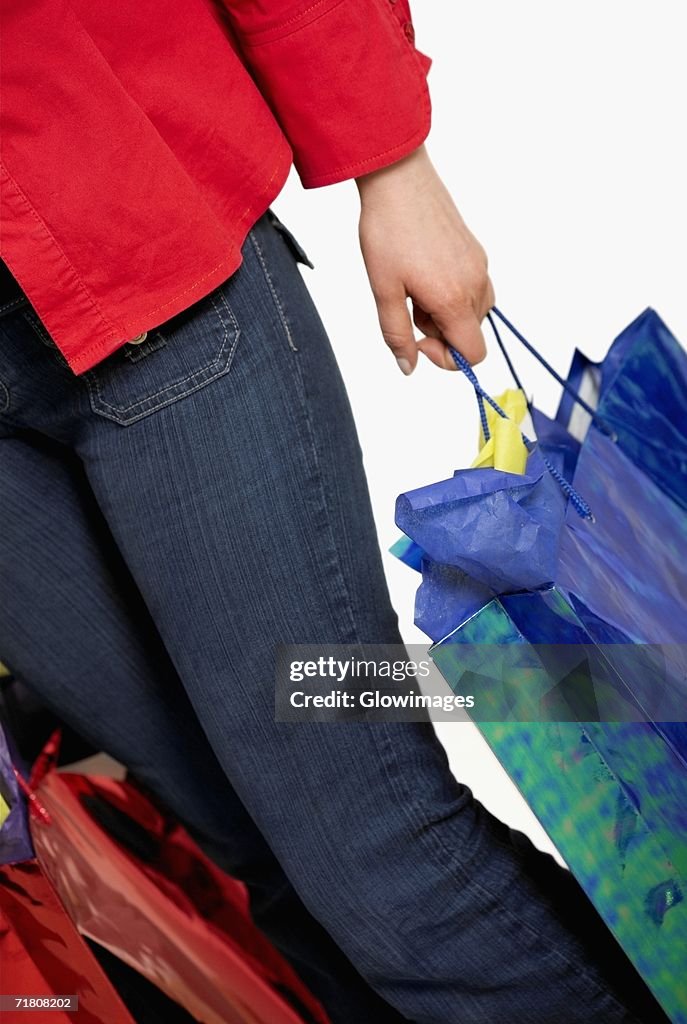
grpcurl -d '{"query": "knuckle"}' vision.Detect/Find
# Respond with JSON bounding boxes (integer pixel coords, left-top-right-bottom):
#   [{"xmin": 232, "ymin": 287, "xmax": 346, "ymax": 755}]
[
  {"xmin": 373, "ymin": 283, "xmax": 403, "ymax": 307},
  {"xmin": 469, "ymin": 251, "xmax": 490, "ymax": 291},
  {"xmin": 434, "ymin": 286, "xmax": 471, "ymax": 318}
]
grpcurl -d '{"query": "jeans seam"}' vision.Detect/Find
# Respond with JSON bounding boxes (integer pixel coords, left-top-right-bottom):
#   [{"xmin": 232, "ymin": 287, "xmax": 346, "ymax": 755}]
[
  {"xmin": 247, "ymin": 224, "xmax": 359, "ymax": 636},
  {"xmin": 265, "ymin": 315, "xmax": 359, "ymax": 645},
  {"xmin": 248, "ymin": 229, "xmax": 298, "ymax": 352},
  {"xmin": 21, "ymin": 309, "xmax": 71, "ymax": 369},
  {"xmin": 0, "ymin": 296, "xmax": 28, "ymax": 316},
  {"xmin": 22, "ymin": 307, "xmax": 54, "ymax": 346}
]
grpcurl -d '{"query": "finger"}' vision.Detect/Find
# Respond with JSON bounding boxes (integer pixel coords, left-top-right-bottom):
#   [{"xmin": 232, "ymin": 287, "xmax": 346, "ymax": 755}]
[
  {"xmin": 416, "ymin": 305, "xmax": 488, "ymax": 371},
  {"xmin": 376, "ymin": 294, "xmax": 419, "ymax": 375},
  {"xmin": 412, "ymin": 304, "xmax": 442, "ymax": 340},
  {"xmin": 417, "ymin": 335, "xmax": 458, "ymax": 371},
  {"xmin": 434, "ymin": 309, "xmax": 487, "ymax": 366}
]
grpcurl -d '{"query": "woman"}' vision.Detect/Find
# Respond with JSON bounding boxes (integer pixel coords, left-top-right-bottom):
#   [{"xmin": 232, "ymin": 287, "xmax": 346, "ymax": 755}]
[{"xmin": 0, "ymin": 2, "xmax": 665, "ymax": 1021}]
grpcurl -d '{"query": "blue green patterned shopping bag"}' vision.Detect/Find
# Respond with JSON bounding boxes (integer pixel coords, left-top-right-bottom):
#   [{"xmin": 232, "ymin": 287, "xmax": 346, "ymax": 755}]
[{"xmin": 395, "ymin": 309, "xmax": 687, "ymax": 1022}]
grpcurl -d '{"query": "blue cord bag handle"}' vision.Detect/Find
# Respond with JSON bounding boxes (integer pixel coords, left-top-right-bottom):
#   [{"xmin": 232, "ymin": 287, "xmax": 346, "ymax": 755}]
[
  {"xmin": 489, "ymin": 307, "xmax": 617, "ymax": 440},
  {"xmin": 448, "ymin": 309, "xmax": 605, "ymax": 521}
]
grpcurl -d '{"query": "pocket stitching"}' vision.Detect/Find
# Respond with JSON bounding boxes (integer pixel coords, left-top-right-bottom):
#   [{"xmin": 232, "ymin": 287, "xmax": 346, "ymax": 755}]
[{"xmin": 85, "ymin": 289, "xmax": 240, "ymax": 424}]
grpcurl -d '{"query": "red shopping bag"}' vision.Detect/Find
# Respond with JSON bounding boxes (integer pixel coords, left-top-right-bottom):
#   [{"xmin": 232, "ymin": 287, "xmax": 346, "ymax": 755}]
[
  {"xmin": 29, "ymin": 765, "xmax": 328, "ymax": 1024},
  {"xmin": 0, "ymin": 859, "xmax": 136, "ymax": 1024}
]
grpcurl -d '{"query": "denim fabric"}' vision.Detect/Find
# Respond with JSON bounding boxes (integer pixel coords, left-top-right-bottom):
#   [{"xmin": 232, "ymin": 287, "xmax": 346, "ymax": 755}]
[{"xmin": 0, "ymin": 211, "xmax": 666, "ymax": 1024}]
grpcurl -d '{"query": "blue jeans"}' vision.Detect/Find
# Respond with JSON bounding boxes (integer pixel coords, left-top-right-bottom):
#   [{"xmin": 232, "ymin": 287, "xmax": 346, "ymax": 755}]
[{"xmin": 0, "ymin": 211, "xmax": 665, "ymax": 1023}]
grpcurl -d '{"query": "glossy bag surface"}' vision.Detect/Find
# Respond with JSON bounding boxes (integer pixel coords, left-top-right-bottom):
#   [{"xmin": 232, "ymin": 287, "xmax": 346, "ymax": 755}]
[
  {"xmin": 0, "ymin": 859, "xmax": 136, "ymax": 1024},
  {"xmin": 30, "ymin": 770, "xmax": 329, "ymax": 1024},
  {"xmin": 395, "ymin": 310, "xmax": 687, "ymax": 1022},
  {"xmin": 1, "ymin": 724, "xmax": 132, "ymax": 1022}
]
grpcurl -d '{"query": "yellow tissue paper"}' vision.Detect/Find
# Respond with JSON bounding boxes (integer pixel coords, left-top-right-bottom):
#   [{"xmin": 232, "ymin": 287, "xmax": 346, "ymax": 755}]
[
  {"xmin": 471, "ymin": 388, "xmax": 529, "ymax": 475},
  {"xmin": 0, "ymin": 793, "xmax": 10, "ymax": 828}
]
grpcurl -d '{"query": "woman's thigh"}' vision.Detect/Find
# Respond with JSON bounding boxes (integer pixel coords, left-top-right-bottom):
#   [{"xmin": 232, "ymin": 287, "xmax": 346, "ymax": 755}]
[{"xmin": 0, "ymin": 429, "xmax": 265, "ymax": 861}]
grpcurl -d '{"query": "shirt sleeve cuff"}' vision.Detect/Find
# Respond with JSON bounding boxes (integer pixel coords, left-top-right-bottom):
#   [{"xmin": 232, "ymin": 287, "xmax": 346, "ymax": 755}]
[{"xmin": 232, "ymin": 0, "xmax": 433, "ymax": 189}]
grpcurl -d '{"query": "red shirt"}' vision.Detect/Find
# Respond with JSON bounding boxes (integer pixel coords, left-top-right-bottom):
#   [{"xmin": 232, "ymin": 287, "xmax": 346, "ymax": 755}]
[{"xmin": 0, "ymin": 0, "xmax": 432, "ymax": 374}]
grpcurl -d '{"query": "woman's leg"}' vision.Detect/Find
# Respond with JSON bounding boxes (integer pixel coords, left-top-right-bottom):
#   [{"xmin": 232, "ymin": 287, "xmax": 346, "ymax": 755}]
[
  {"xmin": 0, "ymin": 429, "xmax": 407, "ymax": 1023},
  {"xmin": 0, "ymin": 211, "xmax": 665, "ymax": 1022}
]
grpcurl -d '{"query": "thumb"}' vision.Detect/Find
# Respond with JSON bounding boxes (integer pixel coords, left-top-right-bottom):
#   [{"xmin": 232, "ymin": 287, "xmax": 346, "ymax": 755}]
[{"xmin": 376, "ymin": 293, "xmax": 418, "ymax": 376}]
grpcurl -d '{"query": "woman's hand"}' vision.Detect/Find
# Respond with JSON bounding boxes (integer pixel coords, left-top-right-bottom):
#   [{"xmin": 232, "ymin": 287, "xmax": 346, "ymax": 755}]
[{"xmin": 356, "ymin": 144, "xmax": 494, "ymax": 374}]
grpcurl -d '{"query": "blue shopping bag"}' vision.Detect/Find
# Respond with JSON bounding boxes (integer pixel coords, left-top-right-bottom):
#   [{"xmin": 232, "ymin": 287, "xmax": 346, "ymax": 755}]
[{"xmin": 395, "ymin": 308, "xmax": 687, "ymax": 1023}]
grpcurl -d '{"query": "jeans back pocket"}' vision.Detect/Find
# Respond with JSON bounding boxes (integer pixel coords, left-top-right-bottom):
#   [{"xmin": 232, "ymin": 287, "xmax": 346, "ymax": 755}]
[{"xmin": 84, "ymin": 285, "xmax": 240, "ymax": 426}]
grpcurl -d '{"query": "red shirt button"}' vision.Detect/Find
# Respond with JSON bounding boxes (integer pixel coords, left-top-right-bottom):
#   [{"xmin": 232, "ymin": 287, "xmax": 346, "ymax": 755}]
[{"xmin": 404, "ymin": 21, "xmax": 415, "ymax": 43}]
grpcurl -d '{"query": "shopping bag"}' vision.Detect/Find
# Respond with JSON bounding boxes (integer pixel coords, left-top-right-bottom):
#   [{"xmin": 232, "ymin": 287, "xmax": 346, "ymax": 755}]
[
  {"xmin": 0, "ymin": 725, "xmax": 134, "ymax": 1023},
  {"xmin": 0, "ymin": 859, "xmax": 137, "ymax": 1024},
  {"xmin": 394, "ymin": 308, "xmax": 687, "ymax": 1023},
  {"xmin": 28, "ymin": 761, "xmax": 329, "ymax": 1024},
  {"xmin": 0, "ymin": 721, "xmax": 33, "ymax": 866}
]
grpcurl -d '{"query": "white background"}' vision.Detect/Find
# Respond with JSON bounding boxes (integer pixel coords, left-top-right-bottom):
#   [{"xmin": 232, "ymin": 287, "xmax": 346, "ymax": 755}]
[{"xmin": 272, "ymin": 0, "xmax": 687, "ymax": 858}]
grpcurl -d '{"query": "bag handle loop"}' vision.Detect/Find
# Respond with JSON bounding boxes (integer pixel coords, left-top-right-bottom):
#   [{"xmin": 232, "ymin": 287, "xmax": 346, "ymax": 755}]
[{"xmin": 488, "ymin": 308, "xmax": 617, "ymax": 440}]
